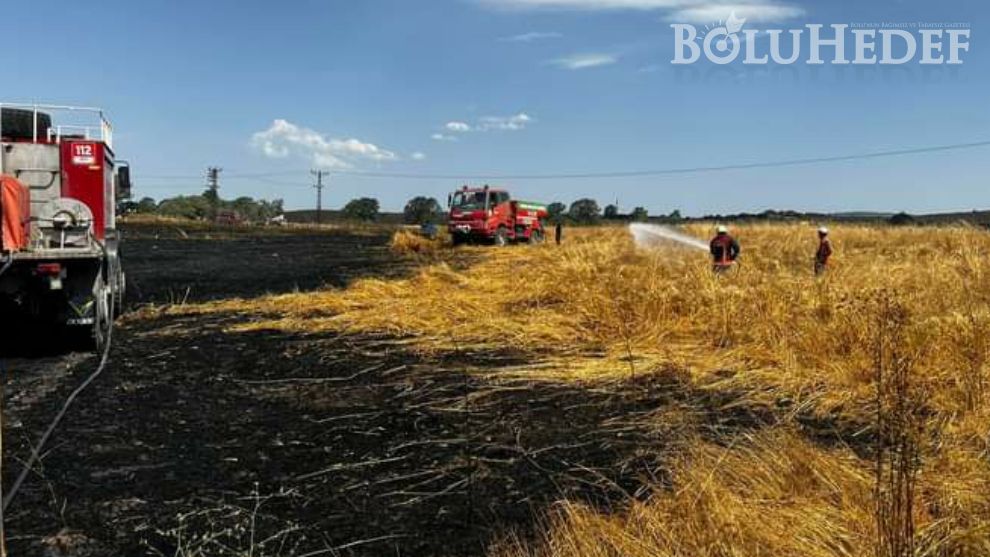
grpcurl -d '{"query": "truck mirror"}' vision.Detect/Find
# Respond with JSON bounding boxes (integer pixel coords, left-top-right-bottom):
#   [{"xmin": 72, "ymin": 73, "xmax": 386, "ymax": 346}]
[
  {"xmin": 117, "ymin": 165, "xmax": 132, "ymax": 199},
  {"xmin": 447, "ymin": 194, "xmax": 452, "ymax": 208}
]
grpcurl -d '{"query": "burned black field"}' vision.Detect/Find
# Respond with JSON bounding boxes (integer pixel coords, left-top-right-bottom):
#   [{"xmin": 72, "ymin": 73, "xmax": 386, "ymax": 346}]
[{"xmin": 0, "ymin": 222, "xmax": 724, "ymax": 556}]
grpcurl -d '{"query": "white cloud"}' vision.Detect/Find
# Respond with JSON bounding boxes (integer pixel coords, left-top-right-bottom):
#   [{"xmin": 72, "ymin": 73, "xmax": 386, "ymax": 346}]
[
  {"xmin": 411, "ymin": 152, "xmax": 427, "ymax": 161},
  {"xmin": 431, "ymin": 133, "xmax": 459, "ymax": 142},
  {"xmin": 252, "ymin": 119, "xmax": 396, "ymax": 169},
  {"xmin": 667, "ymin": 3, "xmax": 805, "ymax": 23},
  {"xmin": 550, "ymin": 53, "xmax": 617, "ymax": 69},
  {"xmin": 499, "ymin": 31, "xmax": 564, "ymax": 42},
  {"xmin": 478, "ymin": 0, "xmax": 804, "ymax": 25},
  {"xmin": 436, "ymin": 113, "xmax": 534, "ymax": 138},
  {"xmin": 478, "ymin": 113, "xmax": 533, "ymax": 131}
]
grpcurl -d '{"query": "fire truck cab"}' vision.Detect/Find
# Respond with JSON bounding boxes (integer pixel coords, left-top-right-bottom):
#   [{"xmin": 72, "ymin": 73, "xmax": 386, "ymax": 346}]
[{"xmin": 0, "ymin": 103, "xmax": 128, "ymax": 350}]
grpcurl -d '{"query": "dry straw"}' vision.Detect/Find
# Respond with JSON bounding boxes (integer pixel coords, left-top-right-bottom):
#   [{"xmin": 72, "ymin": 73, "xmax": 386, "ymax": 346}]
[{"xmin": 179, "ymin": 223, "xmax": 990, "ymax": 556}]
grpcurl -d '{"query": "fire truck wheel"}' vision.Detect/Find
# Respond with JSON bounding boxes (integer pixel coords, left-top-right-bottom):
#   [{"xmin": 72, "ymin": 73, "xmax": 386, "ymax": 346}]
[
  {"xmin": 92, "ymin": 273, "xmax": 112, "ymax": 354},
  {"xmin": 0, "ymin": 108, "xmax": 52, "ymax": 140},
  {"xmin": 493, "ymin": 227, "xmax": 508, "ymax": 247},
  {"xmin": 529, "ymin": 229, "xmax": 545, "ymax": 245},
  {"xmin": 113, "ymin": 271, "xmax": 126, "ymax": 317}
]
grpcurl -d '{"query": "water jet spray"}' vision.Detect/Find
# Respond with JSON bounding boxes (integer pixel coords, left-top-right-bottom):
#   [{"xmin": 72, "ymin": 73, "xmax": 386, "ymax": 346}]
[{"xmin": 629, "ymin": 223, "xmax": 709, "ymax": 252}]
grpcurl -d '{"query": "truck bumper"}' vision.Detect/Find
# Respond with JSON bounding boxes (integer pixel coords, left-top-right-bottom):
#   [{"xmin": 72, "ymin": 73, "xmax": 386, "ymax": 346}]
[
  {"xmin": 449, "ymin": 223, "xmax": 492, "ymax": 237},
  {"xmin": 0, "ymin": 254, "xmax": 105, "ymax": 325}
]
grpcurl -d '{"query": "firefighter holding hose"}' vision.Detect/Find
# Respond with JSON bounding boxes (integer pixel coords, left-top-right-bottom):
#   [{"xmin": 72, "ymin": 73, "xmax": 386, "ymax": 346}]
[
  {"xmin": 710, "ymin": 225, "xmax": 740, "ymax": 273},
  {"xmin": 815, "ymin": 226, "xmax": 833, "ymax": 275}
]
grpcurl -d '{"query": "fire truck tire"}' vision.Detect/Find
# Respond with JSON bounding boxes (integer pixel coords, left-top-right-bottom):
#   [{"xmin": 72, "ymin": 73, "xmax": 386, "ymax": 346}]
[
  {"xmin": 91, "ymin": 272, "xmax": 112, "ymax": 354},
  {"xmin": 0, "ymin": 108, "xmax": 52, "ymax": 140},
  {"xmin": 451, "ymin": 233, "xmax": 466, "ymax": 247},
  {"xmin": 113, "ymin": 271, "xmax": 126, "ymax": 317},
  {"xmin": 529, "ymin": 229, "xmax": 545, "ymax": 245},
  {"xmin": 493, "ymin": 227, "xmax": 508, "ymax": 247}
]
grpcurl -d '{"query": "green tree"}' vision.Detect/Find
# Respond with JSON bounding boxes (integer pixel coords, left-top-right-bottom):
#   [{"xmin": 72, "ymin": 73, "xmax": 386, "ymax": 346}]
[
  {"xmin": 668, "ymin": 209, "xmax": 683, "ymax": 222},
  {"xmin": 547, "ymin": 202, "xmax": 567, "ymax": 223},
  {"xmin": 404, "ymin": 196, "xmax": 443, "ymax": 225},
  {"xmin": 136, "ymin": 197, "xmax": 158, "ymax": 213},
  {"xmin": 343, "ymin": 197, "xmax": 381, "ymax": 221},
  {"xmin": 158, "ymin": 195, "xmax": 212, "ymax": 220},
  {"xmin": 258, "ymin": 199, "xmax": 284, "ymax": 220},
  {"xmin": 149, "ymin": 193, "xmax": 283, "ymax": 222},
  {"xmin": 603, "ymin": 204, "xmax": 620, "ymax": 220},
  {"xmin": 568, "ymin": 199, "xmax": 601, "ymax": 225},
  {"xmin": 631, "ymin": 207, "xmax": 649, "ymax": 222},
  {"xmin": 888, "ymin": 212, "xmax": 915, "ymax": 226},
  {"xmin": 117, "ymin": 200, "xmax": 139, "ymax": 215},
  {"xmin": 229, "ymin": 196, "xmax": 259, "ymax": 221}
]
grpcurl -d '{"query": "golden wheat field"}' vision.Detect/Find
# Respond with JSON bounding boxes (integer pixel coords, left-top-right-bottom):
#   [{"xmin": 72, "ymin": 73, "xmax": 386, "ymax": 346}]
[{"xmin": 183, "ymin": 222, "xmax": 990, "ymax": 556}]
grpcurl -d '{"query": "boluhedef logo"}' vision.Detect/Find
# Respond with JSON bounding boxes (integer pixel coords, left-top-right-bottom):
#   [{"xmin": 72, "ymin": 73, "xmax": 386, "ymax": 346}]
[{"xmin": 672, "ymin": 12, "xmax": 971, "ymax": 65}]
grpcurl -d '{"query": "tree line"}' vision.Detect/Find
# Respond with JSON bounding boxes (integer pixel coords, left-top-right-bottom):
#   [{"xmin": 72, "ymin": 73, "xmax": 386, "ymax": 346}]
[
  {"xmin": 122, "ymin": 190, "xmax": 980, "ymax": 229},
  {"xmin": 122, "ymin": 191, "xmax": 683, "ymax": 226},
  {"xmin": 374, "ymin": 197, "xmax": 682, "ymax": 225},
  {"xmin": 120, "ymin": 191, "xmax": 284, "ymax": 223},
  {"xmin": 546, "ymin": 200, "xmax": 682, "ymax": 225}
]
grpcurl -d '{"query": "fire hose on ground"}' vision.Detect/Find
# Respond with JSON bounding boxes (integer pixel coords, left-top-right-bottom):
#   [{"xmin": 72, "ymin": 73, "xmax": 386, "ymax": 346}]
[{"xmin": 0, "ymin": 264, "xmax": 116, "ymax": 515}]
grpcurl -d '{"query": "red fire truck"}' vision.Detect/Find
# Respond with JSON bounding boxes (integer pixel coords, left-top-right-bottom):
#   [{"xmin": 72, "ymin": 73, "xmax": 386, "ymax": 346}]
[
  {"xmin": 0, "ymin": 103, "xmax": 129, "ymax": 350},
  {"xmin": 447, "ymin": 185, "xmax": 548, "ymax": 246}
]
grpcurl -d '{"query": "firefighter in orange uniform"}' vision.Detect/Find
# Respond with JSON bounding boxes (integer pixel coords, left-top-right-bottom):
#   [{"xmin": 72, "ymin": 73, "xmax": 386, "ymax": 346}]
[
  {"xmin": 815, "ymin": 226, "xmax": 833, "ymax": 275},
  {"xmin": 710, "ymin": 225, "xmax": 740, "ymax": 273}
]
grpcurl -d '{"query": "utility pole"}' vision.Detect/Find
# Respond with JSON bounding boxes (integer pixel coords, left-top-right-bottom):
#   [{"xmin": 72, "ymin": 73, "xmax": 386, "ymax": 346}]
[
  {"xmin": 311, "ymin": 170, "xmax": 327, "ymax": 224},
  {"xmin": 206, "ymin": 167, "xmax": 222, "ymax": 221}
]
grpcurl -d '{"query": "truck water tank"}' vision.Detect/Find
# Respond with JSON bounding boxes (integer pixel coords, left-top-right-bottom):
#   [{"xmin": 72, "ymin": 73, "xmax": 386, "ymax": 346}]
[{"xmin": 0, "ymin": 108, "xmax": 52, "ymax": 141}]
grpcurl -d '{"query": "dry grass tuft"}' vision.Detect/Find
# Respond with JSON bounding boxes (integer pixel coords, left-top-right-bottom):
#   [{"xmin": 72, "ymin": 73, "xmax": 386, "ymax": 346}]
[
  {"xmin": 493, "ymin": 429, "xmax": 990, "ymax": 557},
  {"xmin": 492, "ymin": 430, "xmax": 877, "ymax": 557},
  {"xmin": 389, "ymin": 228, "xmax": 445, "ymax": 256}
]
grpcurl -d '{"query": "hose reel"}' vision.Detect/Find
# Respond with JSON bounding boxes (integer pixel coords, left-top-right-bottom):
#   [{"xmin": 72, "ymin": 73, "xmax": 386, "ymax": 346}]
[{"xmin": 35, "ymin": 197, "xmax": 94, "ymax": 248}]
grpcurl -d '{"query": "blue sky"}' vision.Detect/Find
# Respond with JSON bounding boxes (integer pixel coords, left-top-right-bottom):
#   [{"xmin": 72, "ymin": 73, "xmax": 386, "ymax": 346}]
[{"xmin": 6, "ymin": 0, "xmax": 988, "ymax": 215}]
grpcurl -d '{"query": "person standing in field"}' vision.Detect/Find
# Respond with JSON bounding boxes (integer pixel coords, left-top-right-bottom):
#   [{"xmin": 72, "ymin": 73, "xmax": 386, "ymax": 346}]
[
  {"xmin": 710, "ymin": 225, "xmax": 740, "ymax": 273},
  {"xmin": 815, "ymin": 226, "xmax": 833, "ymax": 275}
]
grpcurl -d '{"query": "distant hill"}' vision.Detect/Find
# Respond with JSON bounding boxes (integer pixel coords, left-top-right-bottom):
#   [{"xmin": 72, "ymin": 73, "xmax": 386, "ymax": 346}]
[
  {"xmin": 911, "ymin": 210, "xmax": 990, "ymax": 225},
  {"xmin": 829, "ymin": 211, "xmax": 894, "ymax": 219},
  {"xmin": 685, "ymin": 209, "xmax": 990, "ymax": 227}
]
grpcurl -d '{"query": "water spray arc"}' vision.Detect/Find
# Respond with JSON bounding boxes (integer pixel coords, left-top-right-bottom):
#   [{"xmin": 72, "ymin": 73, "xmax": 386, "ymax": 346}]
[{"xmin": 629, "ymin": 223, "xmax": 709, "ymax": 252}]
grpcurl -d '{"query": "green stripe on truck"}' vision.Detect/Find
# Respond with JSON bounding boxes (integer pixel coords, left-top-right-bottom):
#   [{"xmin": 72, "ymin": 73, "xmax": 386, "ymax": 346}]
[{"xmin": 516, "ymin": 201, "xmax": 547, "ymax": 211}]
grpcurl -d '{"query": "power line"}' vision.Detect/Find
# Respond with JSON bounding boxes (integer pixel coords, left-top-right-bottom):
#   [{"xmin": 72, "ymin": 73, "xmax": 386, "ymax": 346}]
[
  {"xmin": 141, "ymin": 171, "xmax": 309, "ymax": 181},
  {"xmin": 136, "ymin": 138, "xmax": 990, "ymax": 183},
  {"xmin": 328, "ymin": 139, "xmax": 990, "ymax": 180},
  {"xmin": 139, "ymin": 178, "xmax": 312, "ymax": 190},
  {"xmin": 250, "ymin": 176, "xmax": 313, "ymax": 188}
]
